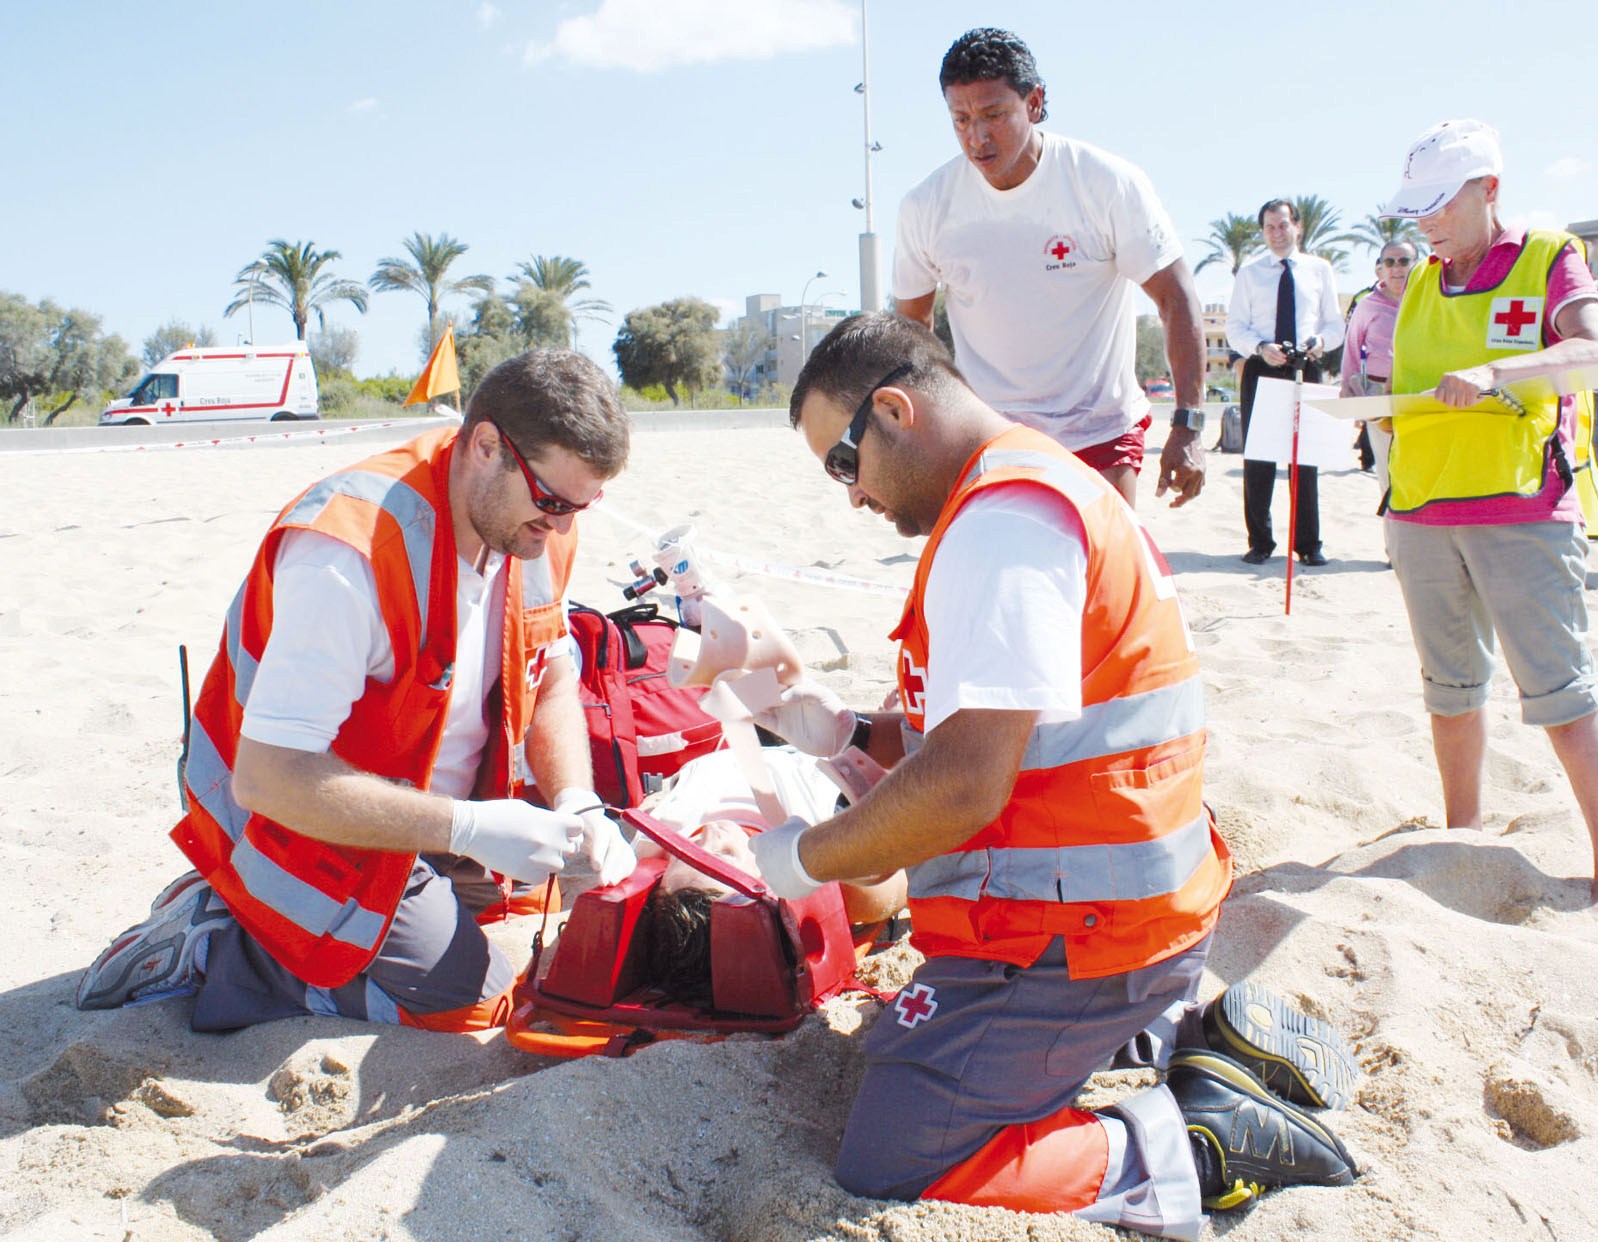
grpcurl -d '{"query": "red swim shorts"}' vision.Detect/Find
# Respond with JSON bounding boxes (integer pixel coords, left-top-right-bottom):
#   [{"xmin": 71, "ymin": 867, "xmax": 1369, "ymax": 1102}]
[{"xmin": 1073, "ymin": 413, "xmax": 1152, "ymax": 473}]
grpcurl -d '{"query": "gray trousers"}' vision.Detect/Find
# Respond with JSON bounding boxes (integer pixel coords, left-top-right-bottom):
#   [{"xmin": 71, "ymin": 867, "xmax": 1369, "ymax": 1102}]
[
  {"xmin": 836, "ymin": 935, "xmax": 1210, "ymax": 1241},
  {"xmin": 190, "ymin": 855, "xmax": 516, "ymax": 1032}
]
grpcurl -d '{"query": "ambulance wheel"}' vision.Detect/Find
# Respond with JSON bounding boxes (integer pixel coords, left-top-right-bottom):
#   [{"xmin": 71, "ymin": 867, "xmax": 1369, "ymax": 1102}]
[
  {"xmin": 270, "ymin": 410, "xmax": 298, "ymax": 422},
  {"xmin": 123, "ymin": 417, "xmax": 150, "ymax": 425}
]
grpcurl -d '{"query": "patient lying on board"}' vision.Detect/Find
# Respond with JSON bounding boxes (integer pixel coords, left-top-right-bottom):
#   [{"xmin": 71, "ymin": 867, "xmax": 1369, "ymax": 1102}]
[{"xmin": 634, "ymin": 749, "xmax": 906, "ymax": 1005}]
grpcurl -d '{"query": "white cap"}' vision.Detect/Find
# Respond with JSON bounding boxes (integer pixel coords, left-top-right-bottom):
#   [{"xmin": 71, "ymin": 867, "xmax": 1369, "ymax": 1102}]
[{"xmin": 1379, "ymin": 119, "xmax": 1503, "ymax": 219}]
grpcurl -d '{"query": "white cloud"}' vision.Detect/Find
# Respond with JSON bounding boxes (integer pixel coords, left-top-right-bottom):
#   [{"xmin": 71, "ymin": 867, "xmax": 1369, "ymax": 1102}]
[
  {"xmin": 348, "ymin": 97, "xmax": 378, "ymax": 113},
  {"xmin": 524, "ymin": 0, "xmax": 854, "ymax": 72},
  {"xmin": 477, "ymin": 2, "xmax": 500, "ymax": 27},
  {"xmin": 1545, "ymin": 156, "xmax": 1590, "ymax": 180}
]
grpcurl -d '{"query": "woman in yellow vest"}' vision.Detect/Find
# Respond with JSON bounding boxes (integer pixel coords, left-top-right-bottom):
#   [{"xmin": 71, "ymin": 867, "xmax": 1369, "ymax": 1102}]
[{"xmin": 1379, "ymin": 119, "xmax": 1598, "ymax": 903}]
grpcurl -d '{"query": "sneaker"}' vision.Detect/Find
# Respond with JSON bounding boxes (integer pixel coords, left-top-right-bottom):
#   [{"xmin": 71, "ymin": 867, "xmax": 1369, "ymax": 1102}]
[
  {"xmin": 1240, "ymin": 548, "xmax": 1271, "ymax": 565},
  {"xmin": 75, "ymin": 872, "xmax": 233, "ymax": 1010},
  {"xmin": 1201, "ymin": 981, "xmax": 1357, "ymax": 1110},
  {"xmin": 1168, "ymin": 1049, "xmax": 1356, "ymax": 1210}
]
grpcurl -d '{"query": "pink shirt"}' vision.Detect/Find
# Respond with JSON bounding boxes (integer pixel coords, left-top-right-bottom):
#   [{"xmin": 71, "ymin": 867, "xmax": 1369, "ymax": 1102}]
[
  {"xmin": 1392, "ymin": 228, "xmax": 1597, "ymax": 527},
  {"xmin": 1340, "ymin": 285, "xmax": 1400, "ymax": 393}
]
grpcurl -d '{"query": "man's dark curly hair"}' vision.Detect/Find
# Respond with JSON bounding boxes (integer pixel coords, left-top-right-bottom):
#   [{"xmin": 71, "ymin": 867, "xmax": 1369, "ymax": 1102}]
[{"xmin": 938, "ymin": 27, "xmax": 1047, "ymax": 121}]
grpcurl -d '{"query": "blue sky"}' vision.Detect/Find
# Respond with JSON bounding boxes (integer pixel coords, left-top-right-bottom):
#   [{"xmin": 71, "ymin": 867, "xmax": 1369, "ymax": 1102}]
[{"xmin": 5, "ymin": 0, "xmax": 1596, "ymax": 380}]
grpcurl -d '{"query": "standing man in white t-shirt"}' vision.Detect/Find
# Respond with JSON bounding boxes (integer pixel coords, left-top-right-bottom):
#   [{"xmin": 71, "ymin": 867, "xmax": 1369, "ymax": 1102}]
[
  {"xmin": 893, "ymin": 27, "xmax": 1208, "ymax": 509},
  {"xmin": 76, "ymin": 351, "xmax": 638, "ymax": 1033},
  {"xmin": 745, "ymin": 313, "xmax": 1357, "ymax": 1236}
]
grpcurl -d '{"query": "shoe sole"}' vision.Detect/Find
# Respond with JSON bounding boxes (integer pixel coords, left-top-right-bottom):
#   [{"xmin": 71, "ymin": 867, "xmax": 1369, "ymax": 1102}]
[
  {"xmin": 75, "ymin": 873, "xmax": 220, "ymax": 1010},
  {"xmin": 1172, "ymin": 1051, "xmax": 1356, "ymax": 1208},
  {"xmin": 1207, "ymin": 982, "xmax": 1357, "ymax": 1110}
]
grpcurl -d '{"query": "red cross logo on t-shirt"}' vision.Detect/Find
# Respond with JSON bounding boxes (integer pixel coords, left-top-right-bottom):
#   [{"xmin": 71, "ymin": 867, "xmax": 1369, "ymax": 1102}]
[
  {"xmin": 895, "ymin": 982, "xmax": 939, "ymax": 1028},
  {"xmin": 1043, "ymin": 234, "xmax": 1076, "ymax": 266},
  {"xmin": 1493, "ymin": 299, "xmax": 1537, "ymax": 337}
]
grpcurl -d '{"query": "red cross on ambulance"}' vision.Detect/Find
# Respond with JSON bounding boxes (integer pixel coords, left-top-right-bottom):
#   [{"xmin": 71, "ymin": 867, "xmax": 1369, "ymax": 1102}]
[{"xmin": 1486, "ymin": 296, "xmax": 1543, "ymax": 350}]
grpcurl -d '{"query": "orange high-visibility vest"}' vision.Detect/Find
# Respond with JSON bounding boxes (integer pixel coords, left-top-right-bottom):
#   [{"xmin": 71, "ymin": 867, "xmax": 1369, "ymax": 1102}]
[
  {"xmin": 171, "ymin": 427, "xmax": 576, "ymax": 987},
  {"xmin": 891, "ymin": 426, "xmax": 1231, "ymax": 975}
]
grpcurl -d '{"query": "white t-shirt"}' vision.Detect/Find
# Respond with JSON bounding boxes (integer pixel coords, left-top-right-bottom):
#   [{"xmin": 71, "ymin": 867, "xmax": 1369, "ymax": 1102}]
[
  {"xmin": 918, "ymin": 486, "xmax": 1087, "ymax": 734},
  {"xmin": 894, "ymin": 131, "xmax": 1183, "ymax": 451},
  {"xmin": 240, "ymin": 529, "xmax": 570, "ymax": 801}
]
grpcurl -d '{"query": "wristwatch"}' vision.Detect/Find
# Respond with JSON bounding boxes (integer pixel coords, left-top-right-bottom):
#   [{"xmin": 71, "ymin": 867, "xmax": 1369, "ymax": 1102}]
[{"xmin": 1170, "ymin": 407, "xmax": 1206, "ymax": 432}]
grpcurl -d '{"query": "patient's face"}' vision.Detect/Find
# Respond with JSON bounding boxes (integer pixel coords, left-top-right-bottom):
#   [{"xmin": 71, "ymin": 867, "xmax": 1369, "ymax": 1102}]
[{"xmin": 660, "ymin": 819, "xmax": 759, "ymax": 896}]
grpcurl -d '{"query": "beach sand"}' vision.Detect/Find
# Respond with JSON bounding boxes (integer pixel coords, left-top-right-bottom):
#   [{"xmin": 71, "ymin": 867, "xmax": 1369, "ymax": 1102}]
[{"xmin": 3, "ymin": 417, "xmax": 1596, "ymax": 1241}]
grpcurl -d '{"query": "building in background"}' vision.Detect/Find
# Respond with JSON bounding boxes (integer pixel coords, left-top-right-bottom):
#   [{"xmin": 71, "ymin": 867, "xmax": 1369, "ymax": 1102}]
[{"xmin": 727, "ymin": 294, "xmax": 856, "ymax": 395}]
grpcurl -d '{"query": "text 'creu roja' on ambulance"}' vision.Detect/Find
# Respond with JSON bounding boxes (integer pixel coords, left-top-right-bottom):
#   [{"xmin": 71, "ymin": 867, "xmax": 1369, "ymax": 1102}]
[{"xmin": 99, "ymin": 343, "xmax": 319, "ymax": 425}]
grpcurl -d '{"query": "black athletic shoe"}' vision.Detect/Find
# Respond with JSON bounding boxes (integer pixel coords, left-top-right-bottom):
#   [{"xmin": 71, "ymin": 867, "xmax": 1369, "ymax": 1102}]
[
  {"xmin": 1201, "ymin": 981, "xmax": 1358, "ymax": 1110},
  {"xmin": 1240, "ymin": 548, "xmax": 1271, "ymax": 565},
  {"xmin": 1168, "ymin": 1049, "xmax": 1356, "ymax": 1210}
]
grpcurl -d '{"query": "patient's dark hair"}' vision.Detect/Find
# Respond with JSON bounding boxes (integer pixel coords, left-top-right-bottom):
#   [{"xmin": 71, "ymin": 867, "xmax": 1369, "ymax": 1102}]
[{"xmin": 647, "ymin": 886, "xmax": 717, "ymax": 1007}]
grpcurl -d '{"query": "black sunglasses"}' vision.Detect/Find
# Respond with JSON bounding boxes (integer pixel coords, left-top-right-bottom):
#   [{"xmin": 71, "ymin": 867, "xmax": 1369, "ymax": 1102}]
[
  {"xmin": 824, "ymin": 364, "xmax": 912, "ymax": 485},
  {"xmin": 1380, "ymin": 256, "xmax": 1414, "ymax": 267},
  {"xmin": 490, "ymin": 420, "xmax": 601, "ymax": 515}
]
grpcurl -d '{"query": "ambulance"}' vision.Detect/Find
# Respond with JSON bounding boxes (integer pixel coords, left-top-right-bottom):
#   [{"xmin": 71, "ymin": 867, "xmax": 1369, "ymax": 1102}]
[{"xmin": 100, "ymin": 343, "xmax": 319, "ymax": 424}]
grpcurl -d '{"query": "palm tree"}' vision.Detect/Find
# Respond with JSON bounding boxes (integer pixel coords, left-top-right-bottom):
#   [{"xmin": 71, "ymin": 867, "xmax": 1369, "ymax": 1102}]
[
  {"xmin": 1348, "ymin": 211, "xmax": 1426, "ymax": 256},
  {"xmin": 225, "ymin": 239, "xmax": 368, "ymax": 341},
  {"xmin": 509, "ymin": 255, "xmax": 612, "ymax": 346},
  {"xmin": 1291, "ymin": 195, "xmax": 1362, "ymax": 272},
  {"xmin": 369, "ymin": 231, "xmax": 495, "ymax": 352},
  {"xmin": 1194, "ymin": 213, "xmax": 1262, "ymax": 276}
]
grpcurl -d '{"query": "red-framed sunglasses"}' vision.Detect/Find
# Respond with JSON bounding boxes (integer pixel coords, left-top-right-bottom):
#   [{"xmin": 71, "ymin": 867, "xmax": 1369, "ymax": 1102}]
[{"xmin": 490, "ymin": 420, "xmax": 601, "ymax": 515}]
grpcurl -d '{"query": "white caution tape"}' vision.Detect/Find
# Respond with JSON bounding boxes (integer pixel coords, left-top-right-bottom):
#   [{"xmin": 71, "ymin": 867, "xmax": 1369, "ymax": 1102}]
[
  {"xmin": 6, "ymin": 419, "xmax": 433, "ymax": 456},
  {"xmin": 594, "ymin": 503, "xmax": 907, "ymax": 599}
]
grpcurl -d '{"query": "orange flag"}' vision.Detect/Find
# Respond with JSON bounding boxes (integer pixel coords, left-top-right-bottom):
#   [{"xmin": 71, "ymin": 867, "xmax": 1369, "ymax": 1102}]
[{"xmin": 404, "ymin": 323, "xmax": 461, "ymax": 405}]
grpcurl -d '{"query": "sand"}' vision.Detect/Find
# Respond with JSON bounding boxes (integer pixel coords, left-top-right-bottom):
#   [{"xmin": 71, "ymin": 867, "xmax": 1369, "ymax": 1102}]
[{"xmin": 2, "ymin": 416, "xmax": 1596, "ymax": 1241}]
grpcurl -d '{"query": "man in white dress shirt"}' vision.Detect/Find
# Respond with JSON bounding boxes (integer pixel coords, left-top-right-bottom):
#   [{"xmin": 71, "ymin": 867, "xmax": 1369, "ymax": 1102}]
[{"xmin": 1226, "ymin": 199, "xmax": 1345, "ymax": 565}]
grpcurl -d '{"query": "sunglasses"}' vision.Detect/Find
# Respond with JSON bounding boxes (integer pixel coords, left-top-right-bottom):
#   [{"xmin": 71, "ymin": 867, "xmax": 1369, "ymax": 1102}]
[
  {"xmin": 1380, "ymin": 256, "xmax": 1414, "ymax": 267},
  {"xmin": 824, "ymin": 364, "xmax": 912, "ymax": 485},
  {"xmin": 490, "ymin": 420, "xmax": 601, "ymax": 515}
]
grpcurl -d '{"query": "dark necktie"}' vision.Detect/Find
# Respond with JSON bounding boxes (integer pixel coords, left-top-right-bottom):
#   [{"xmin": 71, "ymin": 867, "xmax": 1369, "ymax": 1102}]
[{"xmin": 1274, "ymin": 258, "xmax": 1297, "ymax": 348}]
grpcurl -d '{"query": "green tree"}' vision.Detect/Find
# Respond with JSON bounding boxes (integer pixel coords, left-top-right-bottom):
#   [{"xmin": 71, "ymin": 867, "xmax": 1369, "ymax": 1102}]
[
  {"xmin": 309, "ymin": 324, "xmax": 360, "ymax": 377},
  {"xmin": 141, "ymin": 319, "xmax": 215, "ymax": 367},
  {"xmin": 1291, "ymin": 195, "xmax": 1362, "ymax": 272},
  {"xmin": 1134, "ymin": 314, "xmax": 1168, "ymax": 383},
  {"xmin": 722, "ymin": 318, "xmax": 772, "ymax": 402},
  {"xmin": 613, "ymin": 297, "xmax": 722, "ymax": 407},
  {"xmin": 511, "ymin": 284, "xmax": 574, "ymax": 349},
  {"xmin": 0, "ymin": 292, "xmax": 135, "ymax": 423},
  {"xmin": 508, "ymin": 255, "xmax": 611, "ymax": 348},
  {"xmin": 1349, "ymin": 211, "xmax": 1425, "ymax": 255},
  {"xmin": 369, "ymin": 231, "xmax": 494, "ymax": 355},
  {"xmin": 1194, "ymin": 213, "xmax": 1263, "ymax": 275},
  {"xmin": 225, "ymin": 239, "xmax": 368, "ymax": 341}
]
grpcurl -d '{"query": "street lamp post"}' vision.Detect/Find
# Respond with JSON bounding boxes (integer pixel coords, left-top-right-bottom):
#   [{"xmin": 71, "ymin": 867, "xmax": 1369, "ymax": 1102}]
[
  {"xmin": 854, "ymin": 0, "xmax": 883, "ymax": 310},
  {"xmin": 800, "ymin": 269, "xmax": 827, "ymax": 364}
]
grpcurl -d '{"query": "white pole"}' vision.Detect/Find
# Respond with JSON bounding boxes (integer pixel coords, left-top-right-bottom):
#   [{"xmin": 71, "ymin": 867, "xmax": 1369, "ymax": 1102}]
[{"xmin": 857, "ymin": 0, "xmax": 882, "ymax": 311}]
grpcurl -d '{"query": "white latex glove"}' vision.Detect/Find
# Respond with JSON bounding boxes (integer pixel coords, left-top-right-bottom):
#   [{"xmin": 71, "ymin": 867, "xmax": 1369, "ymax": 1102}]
[
  {"xmin": 448, "ymin": 798, "xmax": 583, "ymax": 882},
  {"xmin": 749, "ymin": 816, "xmax": 823, "ymax": 899},
  {"xmin": 555, "ymin": 788, "xmax": 637, "ymax": 886},
  {"xmin": 751, "ymin": 680, "xmax": 856, "ymax": 758}
]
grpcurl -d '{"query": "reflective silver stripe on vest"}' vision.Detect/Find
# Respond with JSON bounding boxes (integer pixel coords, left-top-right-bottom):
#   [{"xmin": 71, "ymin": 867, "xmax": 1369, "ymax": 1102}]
[
  {"xmin": 1022, "ymin": 678, "xmax": 1205, "ymax": 771},
  {"xmin": 232, "ymin": 834, "xmax": 389, "ymax": 952},
  {"xmin": 223, "ymin": 583, "xmax": 260, "ymax": 710},
  {"xmin": 908, "ymin": 811, "xmax": 1212, "ymax": 905},
  {"xmin": 962, "ymin": 448, "xmax": 1106, "ymax": 509},
  {"xmin": 279, "ymin": 469, "xmax": 438, "ymax": 639},
  {"xmin": 185, "ymin": 718, "xmax": 250, "ymax": 841}
]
